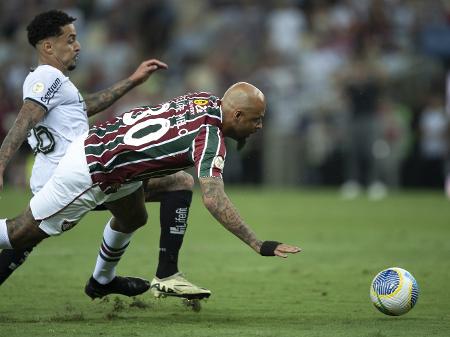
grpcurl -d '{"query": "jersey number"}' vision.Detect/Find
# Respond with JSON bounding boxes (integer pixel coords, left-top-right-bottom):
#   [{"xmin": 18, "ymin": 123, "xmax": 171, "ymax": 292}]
[
  {"xmin": 122, "ymin": 105, "xmax": 171, "ymax": 146},
  {"xmin": 33, "ymin": 126, "xmax": 55, "ymax": 154}
]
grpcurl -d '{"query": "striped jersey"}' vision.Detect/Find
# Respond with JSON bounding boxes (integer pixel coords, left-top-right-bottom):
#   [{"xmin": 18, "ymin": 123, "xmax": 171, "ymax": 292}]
[{"xmin": 84, "ymin": 92, "xmax": 227, "ymax": 192}]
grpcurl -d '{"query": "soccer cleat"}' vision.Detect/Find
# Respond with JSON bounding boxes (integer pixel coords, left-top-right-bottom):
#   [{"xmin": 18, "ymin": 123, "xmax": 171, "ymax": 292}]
[
  {"xmin": 150, "ymin": 272, "xmax": 211, "ymax": 300},
  {"xmin": 84, "ymin": 275, "xmax": 150, "ymax": 299}
]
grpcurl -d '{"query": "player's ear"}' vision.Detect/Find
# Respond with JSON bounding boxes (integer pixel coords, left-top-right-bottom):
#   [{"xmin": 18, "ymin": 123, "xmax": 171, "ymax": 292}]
[
  {"xmin": 41, "ymin": 40, "xmax": 53, "ymax": 55},
  {"xmin": 234, "ymin": 110, "xmax": 242, "ymax": 120}
]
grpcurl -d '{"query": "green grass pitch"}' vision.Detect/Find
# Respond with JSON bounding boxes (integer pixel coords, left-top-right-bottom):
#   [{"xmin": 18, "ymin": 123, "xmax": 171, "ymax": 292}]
[{"xmin": 0, "ymin": 187, "xmax": 449, "ymax": 337}]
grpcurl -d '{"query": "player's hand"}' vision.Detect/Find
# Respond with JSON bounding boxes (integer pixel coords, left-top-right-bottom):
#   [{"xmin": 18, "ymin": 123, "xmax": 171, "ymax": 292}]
[
  {"xmin": 259, "ymin": 241, "xmax": 301, "ymax": 258},
  {"xmin": 274, "ymin": 243, "xmax": 301, "ymax": 258},
  {"xmin": 129, "ymin": 59, "xmax": 168, "ymax": 86}
]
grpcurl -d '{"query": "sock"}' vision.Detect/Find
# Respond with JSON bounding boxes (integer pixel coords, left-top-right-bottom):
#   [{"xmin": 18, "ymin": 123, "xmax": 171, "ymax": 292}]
[
  {"xmin": 92, "ymin": 219, "xmax": 133, "ymax": 285},
  {"xmin": 156, "ymin": 190, "xmax": 192, "ymax": 279},
  {"xmin": 0, "ymin": 247, "xmax": 34, "ymax": 284},
  {"xmin": 0, "ymin": 219, "xmax": 12, "ymax": 249}
]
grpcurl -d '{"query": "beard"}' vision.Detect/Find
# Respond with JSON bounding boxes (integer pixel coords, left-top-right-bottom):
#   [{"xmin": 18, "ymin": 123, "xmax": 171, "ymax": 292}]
[
  {"xmin": 68, "ymin": 55, "xmax": 79, "ymax": 71},
  {"xmin": 67, "ymin": 63, "xmax": 77, "ymax": 71},
  {"xmin": 237, "ymin": 138, "xmax": 247, "ymax": 151}
]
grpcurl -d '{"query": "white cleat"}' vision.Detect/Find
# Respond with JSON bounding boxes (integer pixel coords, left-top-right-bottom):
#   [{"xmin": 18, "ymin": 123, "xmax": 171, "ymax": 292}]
[{"xmin": 150, "ymin": 272, "xmax": 211, "ymax": 300}]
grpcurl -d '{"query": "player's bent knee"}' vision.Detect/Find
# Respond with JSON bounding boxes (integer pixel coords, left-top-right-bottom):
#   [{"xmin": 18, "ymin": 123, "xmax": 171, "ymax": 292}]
[
  {"xmin": 176, "ymin": 171, "xmax": 194, "ymax": 191},
  {"xmin": 131, "ymin": 210, "xmax": 148, "ymax": 229},
  {"xmin": 110, "ymin": 210, "xmax": 147, "ymax": 233},
  {"xmin": 117, "ymin": 207, "xmax": 148, "ymax": 230},
  {"xmin": 123, "ymin": 203, "xmax": 148, "ymax": 229}
]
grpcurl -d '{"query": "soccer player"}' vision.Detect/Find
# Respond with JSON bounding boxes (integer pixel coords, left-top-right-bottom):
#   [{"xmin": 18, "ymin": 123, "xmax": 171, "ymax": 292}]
[
  {"xmin": 0, "ymin": 10, "xmax": 209, "ymax": 299},
  {"xmin": 0, "ymin": 82, "xmax": 301, "ymax": 299}
]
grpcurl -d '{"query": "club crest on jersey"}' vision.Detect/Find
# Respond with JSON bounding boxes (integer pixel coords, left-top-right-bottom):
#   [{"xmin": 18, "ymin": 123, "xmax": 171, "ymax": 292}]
[
  {"xmin": 32, "ymin": 82, "xmax": 45, "ymax": 93},
  {"xmin": 61, "ymin": 220, "xmax": 77, "ymax": 232},
  {"xmin": 213, "ymin": 156, "xmax": 225, "ymax": 170}
]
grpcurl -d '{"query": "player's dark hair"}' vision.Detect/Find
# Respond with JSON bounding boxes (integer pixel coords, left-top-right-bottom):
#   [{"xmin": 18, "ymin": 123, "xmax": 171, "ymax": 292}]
[{"xmin": 27, "ymin": 10, "xmax": 76, "ymax": 47}]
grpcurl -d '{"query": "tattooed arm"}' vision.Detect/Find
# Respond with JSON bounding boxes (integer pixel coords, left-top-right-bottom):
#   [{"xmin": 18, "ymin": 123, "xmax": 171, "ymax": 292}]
[
  {"xmin": 84, "ymin": 78, "xmax": 134, "ymax": 117},
  {"xmin": 84, "ymin": 59, "xmax": 168, "ymax": 117},
  {"xmin": 199, "ymin": 177, "xmax": 263, "ymax": 253},
  {"xmin": 0, "ymin": 100, "xmax": 46, "ymax": 190}
]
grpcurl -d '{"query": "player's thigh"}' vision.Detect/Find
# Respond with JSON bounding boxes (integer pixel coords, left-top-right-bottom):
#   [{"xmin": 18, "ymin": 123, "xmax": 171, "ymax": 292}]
[
  {"xmin": 104, "ymin": 184, "xmax": 147, "ymax": 232},
  {"xmin": 33, "ymin": 186, "xmax": 105, "ymax": 236},
  {"xmin": 30, "ymin": 139, "xmax": 99, "ymax": 236},
  {"xmin": 145, "ymin": 171, "xmax": 194, "ymax": 194}
]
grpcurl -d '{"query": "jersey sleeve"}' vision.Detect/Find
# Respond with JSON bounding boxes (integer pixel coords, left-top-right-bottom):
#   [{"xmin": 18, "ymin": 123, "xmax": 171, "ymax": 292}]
[
  {"xmin": 23, "ymin": 68, "xmax": 64, "ymax": 113},
  {"xmin": 192, "ymin": 125, "xmax": 227, "ymax": 178}
]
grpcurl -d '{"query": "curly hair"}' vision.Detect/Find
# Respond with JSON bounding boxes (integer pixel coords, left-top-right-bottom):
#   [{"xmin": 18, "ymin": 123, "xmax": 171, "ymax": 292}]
[{"xmin": 27, "ymin": 10, "xmax": 76, "ymax": 47}]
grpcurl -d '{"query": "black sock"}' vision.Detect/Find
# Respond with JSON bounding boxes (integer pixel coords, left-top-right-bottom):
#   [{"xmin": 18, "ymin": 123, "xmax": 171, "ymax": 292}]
[
  {"xmin": 156, "ymin": 190, "xmax": 192, "ymax": 279},
  {"xmin": 0, "ymin": 247, "xmax": 35, "ymax": 285}
]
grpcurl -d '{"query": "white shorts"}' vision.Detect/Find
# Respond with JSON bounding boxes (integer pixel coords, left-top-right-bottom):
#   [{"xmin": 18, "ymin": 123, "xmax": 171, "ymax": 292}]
[
  {"xmin": 29, "ymin": 155, "xmax": 58, "ymax": 195},
  {"xmin": 29, "ymin": 135, "xmax": 142, "ymax": 236}
]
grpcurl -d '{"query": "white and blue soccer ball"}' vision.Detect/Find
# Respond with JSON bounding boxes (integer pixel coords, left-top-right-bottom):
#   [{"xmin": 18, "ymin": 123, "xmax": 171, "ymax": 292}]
[{"xmin": 370, "ymin": 267, "xmax": 419, "ymax": 316}]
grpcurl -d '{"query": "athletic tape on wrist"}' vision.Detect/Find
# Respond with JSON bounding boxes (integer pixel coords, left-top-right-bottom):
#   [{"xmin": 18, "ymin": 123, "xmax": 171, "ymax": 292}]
[{"xmin": 260, "ymin": 241, "xmax": 281, "ymax": 256}]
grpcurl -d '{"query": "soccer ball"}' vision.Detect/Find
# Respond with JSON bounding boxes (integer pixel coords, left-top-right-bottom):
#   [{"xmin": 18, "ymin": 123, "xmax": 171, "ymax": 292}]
[{"xmin": 369, "ymin": 267, "xmax": 419, "ymax": 316}]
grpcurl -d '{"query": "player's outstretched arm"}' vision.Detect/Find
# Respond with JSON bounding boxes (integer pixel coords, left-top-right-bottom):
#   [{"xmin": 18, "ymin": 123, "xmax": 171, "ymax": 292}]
[
  {"xmin": 0, "ymin": 100, "xmax": 46, "ymax": 190},
  {"xmin": 198, "ymin": 177, "xmax": 301, "ymax": 258},
  {"xmin": 84, "ymin": 59, "xmax": 168, "ymax": 117}
]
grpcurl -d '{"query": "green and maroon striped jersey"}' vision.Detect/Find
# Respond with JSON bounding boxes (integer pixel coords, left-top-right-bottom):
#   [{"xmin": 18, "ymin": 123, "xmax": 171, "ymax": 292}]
[{"xmin": 84, "ymin": 92, "xmax": 226, "ymax": 192}]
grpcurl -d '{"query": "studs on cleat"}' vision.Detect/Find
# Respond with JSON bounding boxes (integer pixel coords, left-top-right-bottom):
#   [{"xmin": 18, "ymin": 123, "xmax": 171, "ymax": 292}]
[{"xmin": 182, "ymin": 298, "xmax": 202, "ymax": 312}]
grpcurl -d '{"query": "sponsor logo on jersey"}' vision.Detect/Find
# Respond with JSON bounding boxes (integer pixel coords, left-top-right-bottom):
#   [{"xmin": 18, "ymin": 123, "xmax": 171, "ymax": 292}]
[
  {"xmin": 32, "ymin": 82, "xmax": 45, "ymax": 93},
  {"xmin": 193, "ymin": 99, "xmax": 209, "ymax": 106},
  {"xmin": 213, "ymin": 156, "xmax": 224, "ymax": 170},
  {"xmin": 41, "ymin": 78, "xmax": 62, "ymax": 104},
  {"xmin": 175, "ymin": 114, "xmax": 187, "ymax": 128}
]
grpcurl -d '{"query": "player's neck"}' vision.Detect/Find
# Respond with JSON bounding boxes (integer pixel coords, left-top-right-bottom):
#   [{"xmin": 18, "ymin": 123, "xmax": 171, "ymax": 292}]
[
  {"xmin": 38, "ymin": 55, "xmax": 67, "ymax": 74},
  {"xmin": 220, "ymin": 105, "xmax": 234, "ymax": 138}
]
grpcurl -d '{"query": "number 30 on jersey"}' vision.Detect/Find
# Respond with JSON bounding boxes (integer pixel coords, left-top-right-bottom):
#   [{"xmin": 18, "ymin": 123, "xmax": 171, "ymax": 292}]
[{"xmin": 122, "ymin": 104, "xmax": 171, "ymax": 146}]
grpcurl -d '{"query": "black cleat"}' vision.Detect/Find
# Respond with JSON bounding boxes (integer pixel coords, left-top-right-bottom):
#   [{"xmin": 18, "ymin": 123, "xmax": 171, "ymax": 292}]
[{"xmin": 84, "ymin": 275, "xmax": 150, "ymax": 299}]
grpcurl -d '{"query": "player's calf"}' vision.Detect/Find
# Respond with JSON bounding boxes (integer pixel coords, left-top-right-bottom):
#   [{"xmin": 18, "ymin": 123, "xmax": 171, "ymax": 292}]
[
  {"xmin": 0, "ymin": 209, "xmax": 48, "ymax": 249},
  {"xmin": 0, "ymin": 247, "xmax": 34, "ymax": 284}
]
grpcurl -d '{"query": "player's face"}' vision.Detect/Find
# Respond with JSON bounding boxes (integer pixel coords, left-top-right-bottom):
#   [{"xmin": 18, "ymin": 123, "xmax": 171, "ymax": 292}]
[
  {"xmin": 52, "ymin": 24, "xmax": 81, "ymax": 71},
  {"xmin": 234, "ymin": 107, "xmax": 265, "ymax": 142}
]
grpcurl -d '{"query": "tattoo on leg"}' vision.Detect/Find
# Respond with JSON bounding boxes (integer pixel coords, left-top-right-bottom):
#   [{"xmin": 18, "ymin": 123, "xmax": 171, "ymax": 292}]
[
  {"xmin": 6, "ymin": 209, "xmax": 47, "ymax": 249},
  {"xmin": 145, "ymin": 172, "xmax": 194, "ymax": 201}
]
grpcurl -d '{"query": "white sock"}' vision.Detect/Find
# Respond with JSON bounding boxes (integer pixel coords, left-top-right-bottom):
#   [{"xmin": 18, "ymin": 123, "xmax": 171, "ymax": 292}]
[
  {"xmin": 92, "ymin": 219, "xmax": 133, "ymax": 284},
  {"xmin": 0, "ymin": 219, "xmax": 12, "ymax": 249}
]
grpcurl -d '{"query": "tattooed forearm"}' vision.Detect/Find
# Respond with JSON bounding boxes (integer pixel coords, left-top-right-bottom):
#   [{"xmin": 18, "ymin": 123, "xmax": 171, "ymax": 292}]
[
  {"xmin": 199, "ymin": 177, "xmax": 263, "ymax": 252},
  {"xmin": 84, "ymin": 78, "xmax": 136, "ymax": 117},
  {"xmin": 0, "ymin": 101, "xmax": 45, "ymax": 171}
]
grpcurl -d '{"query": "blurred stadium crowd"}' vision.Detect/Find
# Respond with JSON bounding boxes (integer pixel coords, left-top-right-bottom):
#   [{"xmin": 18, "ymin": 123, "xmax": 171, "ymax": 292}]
[{"xmin": 0, "ymin": 0, "xmax": 449, "ymax": 197}]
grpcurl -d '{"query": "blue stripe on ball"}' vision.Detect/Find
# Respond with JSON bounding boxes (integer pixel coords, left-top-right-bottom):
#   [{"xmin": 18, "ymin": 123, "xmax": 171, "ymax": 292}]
[{"xmin": 373, "ymin": 269, "xmax": 400, "ymax": 295}]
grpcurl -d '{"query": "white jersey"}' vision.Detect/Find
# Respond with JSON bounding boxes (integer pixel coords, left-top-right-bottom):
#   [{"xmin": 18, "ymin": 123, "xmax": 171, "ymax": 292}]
[{"xmin": 23, "ymin": 65, "xmax": 88, "ymax": 193}]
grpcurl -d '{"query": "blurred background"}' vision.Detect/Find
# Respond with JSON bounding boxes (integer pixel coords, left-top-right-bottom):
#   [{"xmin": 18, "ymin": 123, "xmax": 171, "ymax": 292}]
[{"xmin": 0, "ymin": 0, "xmax": 449, "ymax": 199}]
